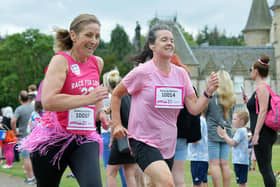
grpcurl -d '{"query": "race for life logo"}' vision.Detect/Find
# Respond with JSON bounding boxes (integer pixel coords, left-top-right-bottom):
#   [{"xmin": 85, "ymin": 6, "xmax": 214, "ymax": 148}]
[{"xmin": 71, "ymin": 64, "xmax": 80, "ymax": 75}]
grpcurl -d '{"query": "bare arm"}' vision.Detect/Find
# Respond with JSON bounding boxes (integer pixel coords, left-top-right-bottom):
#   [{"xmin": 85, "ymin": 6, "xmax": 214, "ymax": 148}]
[
  {"xmin": 252, "ymin": 84, "xmax": 269, "ymax": 145},
  {"xmin": 95, "ymin": 56, "xmax": 110, "ymax": 129},
  {"xmin": 11, "ymin": 117, "xmax": 17, "ymax": 133},
  {"xmin": 185, "ymin": 72, "xmax": 219, "ymax": 115},
  {"xmin": 184, "ymin": 93, "xmax": 210, "ymax": 115},
  {"xmin": 95, "ymin": 56, "xmax": 106, "ymax": 120},
  {"xmin": 217, "ymin": 126, "xmax": 237, "ymax": 147},
  {"xmin": 111, "ymin": 82, "xmax": 128, "ymax": 139},
  {"xmin": 42, "ymin": 55, "xmax": 108, "ymax": 111}
]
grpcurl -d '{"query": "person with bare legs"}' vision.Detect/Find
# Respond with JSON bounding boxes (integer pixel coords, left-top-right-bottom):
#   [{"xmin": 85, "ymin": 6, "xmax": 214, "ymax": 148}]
[
  {"xmin": 111, "ymin": 24, "xmax": 219, "ymax": 187},
  {"xmin": 205, "ymin": 70, "xmax": 235, "ymax": 187},
  {"xmin": 218, "ymin": 111, "xmax": 250, "ymax": 187}
]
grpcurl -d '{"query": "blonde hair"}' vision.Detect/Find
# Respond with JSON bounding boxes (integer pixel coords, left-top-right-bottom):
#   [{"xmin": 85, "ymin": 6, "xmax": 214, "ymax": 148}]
[
  {"xmin": 216, "ymin": 70, "xmax": 236, "ymax": 119},
  {"xmin": 103, "ymin": 69, "xmax": 121, "ymax": 91},
  {"xmin": 236, "ymin": 111, "xmax": 249, "ymax": 125}
]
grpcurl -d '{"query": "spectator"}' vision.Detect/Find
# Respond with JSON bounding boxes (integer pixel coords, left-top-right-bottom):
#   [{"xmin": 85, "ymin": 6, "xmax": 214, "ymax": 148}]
[
  {"xmin": 245, "ymin": 55, "xmax": 277, "ymax": 187},
  {"xmin": 218, "ymin": 111, "xmax": 250, "ymax": 187},
  {"xmin": 205, "ymin": 70, "xmax": 235, "ymax": 187},
  {"xmin": 188, "ymin": 110, "xmax": 209, "ymax": 187},
  {"xmin": 11, "ymin": 90, "xmax": 35, "ymax": 184}
]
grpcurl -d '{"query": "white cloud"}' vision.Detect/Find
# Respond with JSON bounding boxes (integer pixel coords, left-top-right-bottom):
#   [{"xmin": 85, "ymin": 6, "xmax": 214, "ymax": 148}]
[{"xmin": 0, "ymin": 24, "xmax": 26, "ymax": 36}]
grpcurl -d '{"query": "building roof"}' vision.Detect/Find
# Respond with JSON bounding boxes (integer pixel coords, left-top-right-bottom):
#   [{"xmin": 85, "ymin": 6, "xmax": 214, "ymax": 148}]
[
  {"xmin": 271, "ymin": 0, "xmax": 280, "ymax": 10},
  {"xmin": 243, "ymin": 0, "xmax": 272, "ymax": 32},
  {"xmin": 191, "ymin": 46, "xmax": 276, "ymax": 78}
]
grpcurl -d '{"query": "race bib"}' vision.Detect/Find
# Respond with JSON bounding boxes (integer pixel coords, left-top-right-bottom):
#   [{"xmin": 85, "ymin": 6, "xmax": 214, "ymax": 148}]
[
  {"xmin": 155, "ymin": 86, "xmax": 184, "ymax": 108},
  {"xmin": 67, "ymin": 106, "xmax": 95, "ymax": 131}
]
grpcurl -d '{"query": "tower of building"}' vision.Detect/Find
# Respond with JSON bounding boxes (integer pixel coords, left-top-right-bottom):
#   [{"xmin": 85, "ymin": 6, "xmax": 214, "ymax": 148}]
[
  {"xmin": 271, "ymin": 0, "xmax": 280, "ymax": 93},
  {"xmin": 243, "ymin": 0, "xmax": 272, "ymax": 46}
]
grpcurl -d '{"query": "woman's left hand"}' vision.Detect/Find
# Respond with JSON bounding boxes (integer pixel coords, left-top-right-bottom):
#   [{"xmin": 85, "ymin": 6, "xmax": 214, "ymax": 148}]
[
  {"xmin": 252, "ymin": 133, "xmax": 259, "ymax": 145},
  {"xmin": 206, "ymin": 72, "xmax": 219, "ymax": 95}
]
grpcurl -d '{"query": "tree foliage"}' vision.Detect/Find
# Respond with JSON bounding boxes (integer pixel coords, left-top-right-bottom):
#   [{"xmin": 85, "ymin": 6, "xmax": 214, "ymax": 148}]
[
  {"xmin": 0, "ymin": 29, "xmax": 53, "ymax": 108},
  {"xmin": 0, "ymin": 22, "xmax": 246, "ymax": 108},
  {"xmin": 196, "ymin": 25, "xmax": 245, "ymax": 46},
  {"xmin": 109, "ymin": 24, "xmax": 132, "ymax": 60}
]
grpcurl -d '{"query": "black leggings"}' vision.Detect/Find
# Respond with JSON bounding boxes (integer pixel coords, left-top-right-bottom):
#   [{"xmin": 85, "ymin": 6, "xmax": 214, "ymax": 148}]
[
  {"xmin": 30, "ymin": 140, "xmax": 102, "ymax": 187},
  {"xmin": 254, "ymin": 125, "xmax": 277, "ymax": 187}
]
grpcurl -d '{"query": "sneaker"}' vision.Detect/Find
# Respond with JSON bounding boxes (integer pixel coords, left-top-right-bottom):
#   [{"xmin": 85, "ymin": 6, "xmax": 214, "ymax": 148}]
[
  {"xmin": 66, "ymin": 172, "xmax": 75, "ymax": 178},
  {"xmin": 2, "ymin": 164, "xmax": 12, "ymax": 169},
  {"xmin": 24, "ymin": 177, "xmax": 36, "ymax": 185}
]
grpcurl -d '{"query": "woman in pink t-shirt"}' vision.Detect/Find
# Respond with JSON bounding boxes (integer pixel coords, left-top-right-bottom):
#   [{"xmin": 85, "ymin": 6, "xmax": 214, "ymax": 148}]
[
  {"xmin": 111, "ymin": 24, "xmax": 219, "ymax": 187},
  {"xmin": 20, "ymin": 14, "xmax": 109, "ymax": 187}
]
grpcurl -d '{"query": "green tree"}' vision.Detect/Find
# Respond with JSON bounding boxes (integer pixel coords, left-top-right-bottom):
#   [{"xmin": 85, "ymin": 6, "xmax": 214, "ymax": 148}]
[
  {"xmin": 0, "ymin": 29, "xmax": 53, "ymax": 107},
  {"xmin": 196, "ymin": 25, "xmax": 245, "ymax": 46},
  {"xmin": 109, "ymin": 24, "xmax": 132, "ymax": 60},
  {"xmin": 176, "ymin": 24, "xmax": 197, "ymax": 46}
]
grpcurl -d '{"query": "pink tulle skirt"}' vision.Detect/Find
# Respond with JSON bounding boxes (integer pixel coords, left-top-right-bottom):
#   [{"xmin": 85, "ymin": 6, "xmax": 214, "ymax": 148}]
[{"xmin": 20, "ymin": 111, "xmax": 103, "ymax": 168}]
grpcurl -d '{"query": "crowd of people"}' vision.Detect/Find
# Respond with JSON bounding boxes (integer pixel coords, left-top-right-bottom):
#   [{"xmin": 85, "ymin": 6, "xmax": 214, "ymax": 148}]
[{"xmin": 0, "ymin": 13, "xmax": 278, "ymax": 187}]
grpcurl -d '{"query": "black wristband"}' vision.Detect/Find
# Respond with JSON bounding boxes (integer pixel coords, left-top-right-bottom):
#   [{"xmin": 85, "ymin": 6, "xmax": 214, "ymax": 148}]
[{"xmin": 203, "ymin": 91, "xmax": 213, "ymax": 99}]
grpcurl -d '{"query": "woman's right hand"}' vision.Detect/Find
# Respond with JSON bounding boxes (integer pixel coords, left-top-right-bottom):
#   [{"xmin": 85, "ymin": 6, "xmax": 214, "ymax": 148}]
[
  {"xmin": 112, "ymin": 124, "xmax": 128, "ymax": 139},
  {"xmin": 87, "ymin": 85, "xmax": 108, "ymax": 105}
]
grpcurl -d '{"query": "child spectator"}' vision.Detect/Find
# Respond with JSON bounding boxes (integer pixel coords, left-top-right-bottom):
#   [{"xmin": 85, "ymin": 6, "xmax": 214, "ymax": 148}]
[
  {"xmin": 188, "ymin": 111, "xmax": 208, "ymax": 187},
  {"xmin": 28, "ymin": 81, "xmax": 44, "ymax": 133},
  {"xmin": 217, "ymin": 111, "xmax": 249, "ymax": 187},
  {"xmin": 0, "ymin": 106, "xmax": 17, "ymax": 169}
]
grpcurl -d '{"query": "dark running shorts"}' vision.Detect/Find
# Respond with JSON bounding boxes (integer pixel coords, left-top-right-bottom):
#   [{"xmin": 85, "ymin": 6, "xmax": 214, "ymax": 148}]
[{"xmin": 129, "ymin": 138, "xmax": 174, "ymax": 171}]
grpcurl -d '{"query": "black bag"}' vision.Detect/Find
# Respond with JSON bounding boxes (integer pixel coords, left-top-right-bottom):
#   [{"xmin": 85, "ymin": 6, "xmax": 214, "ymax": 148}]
[
  {"xmin": 177, "ymin": 104, "xmax": 201, "ymax": 143},
  {"xmin": 116, "ymin": 95, "xmax": 131, "ymax": 153},
  {"xmin": 116, "ymin": 136, "xmax": 130, "ymax": 153},
  {"xmin": 177, "ymin": 87, "xmax": 201, "ymax": 143}
]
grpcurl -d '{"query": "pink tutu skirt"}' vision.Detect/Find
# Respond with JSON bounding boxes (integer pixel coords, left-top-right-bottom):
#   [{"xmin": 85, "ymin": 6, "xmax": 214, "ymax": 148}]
[{"xmin": 20, "ymin": 111, "xmax": 102, "ymax": 167}]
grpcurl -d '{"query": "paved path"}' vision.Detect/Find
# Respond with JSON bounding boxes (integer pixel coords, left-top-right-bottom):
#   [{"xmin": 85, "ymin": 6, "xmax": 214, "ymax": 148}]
[{"xmin": 0, "ymin": 172, "xmax": 35, "ymax": 187}]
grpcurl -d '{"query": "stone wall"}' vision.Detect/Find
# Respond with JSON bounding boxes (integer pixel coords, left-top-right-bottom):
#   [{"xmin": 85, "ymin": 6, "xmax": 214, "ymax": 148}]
[{"xmin": 244, "ymin": 30, "xmax": 271, "ymax": 46}]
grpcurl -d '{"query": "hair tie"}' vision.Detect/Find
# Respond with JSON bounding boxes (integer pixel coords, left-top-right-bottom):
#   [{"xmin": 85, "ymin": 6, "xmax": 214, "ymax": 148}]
[{"xmin": 258, "ymin": 59, "xmax": 269, "ymax": 66}]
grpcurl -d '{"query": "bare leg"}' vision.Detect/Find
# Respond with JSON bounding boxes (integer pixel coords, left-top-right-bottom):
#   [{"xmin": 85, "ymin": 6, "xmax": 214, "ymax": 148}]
[
  {"xmin": 144, "ymin": 160, "xmax": 174, "ymax": 187},
  {"xmin": 106, "ymin": 164, "xmax": 121, "ymax": 187},
  {"xmin": 123, "ymin": 163, "xmax": 138, "ymax": 187},
  {"xmin": 209, "ymin": 160, "xmax": 221, "ymax": 187},
  {"xmin": 172, "ymin": 160, "xmax": 186, "ymax": 187},
  {"xmin": 220, "ymin": 160, "xmax": 231, "ymax": 187},
  {"xmin": 23, "ymin": 157, "xmax": 34, "ymax": 178},
  {"xmin": 239, "ymin": 183, "xmax": 247, "ymax": 187}
]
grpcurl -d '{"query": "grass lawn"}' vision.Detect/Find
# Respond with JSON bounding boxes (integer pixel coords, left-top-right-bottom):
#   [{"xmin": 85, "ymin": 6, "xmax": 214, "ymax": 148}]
[{"xmin": 0, "ymin": 145, "xmax": 279, "ymax": 187}]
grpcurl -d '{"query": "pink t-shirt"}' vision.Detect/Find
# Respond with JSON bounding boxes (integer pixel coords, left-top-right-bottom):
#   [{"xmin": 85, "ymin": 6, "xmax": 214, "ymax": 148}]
[
  {"xmin": 123, "ymin": 60, "xmax": 194, "ymax": 158},
  {"xmin": 55, "ymin": 52, "xmax": 100, "ymax": 135}
]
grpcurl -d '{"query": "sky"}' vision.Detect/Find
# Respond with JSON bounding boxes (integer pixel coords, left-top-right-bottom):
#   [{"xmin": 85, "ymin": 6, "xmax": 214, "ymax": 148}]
[{"xmin": 0, "ymin": 0, "xmax": 276, "ymax": 42}]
